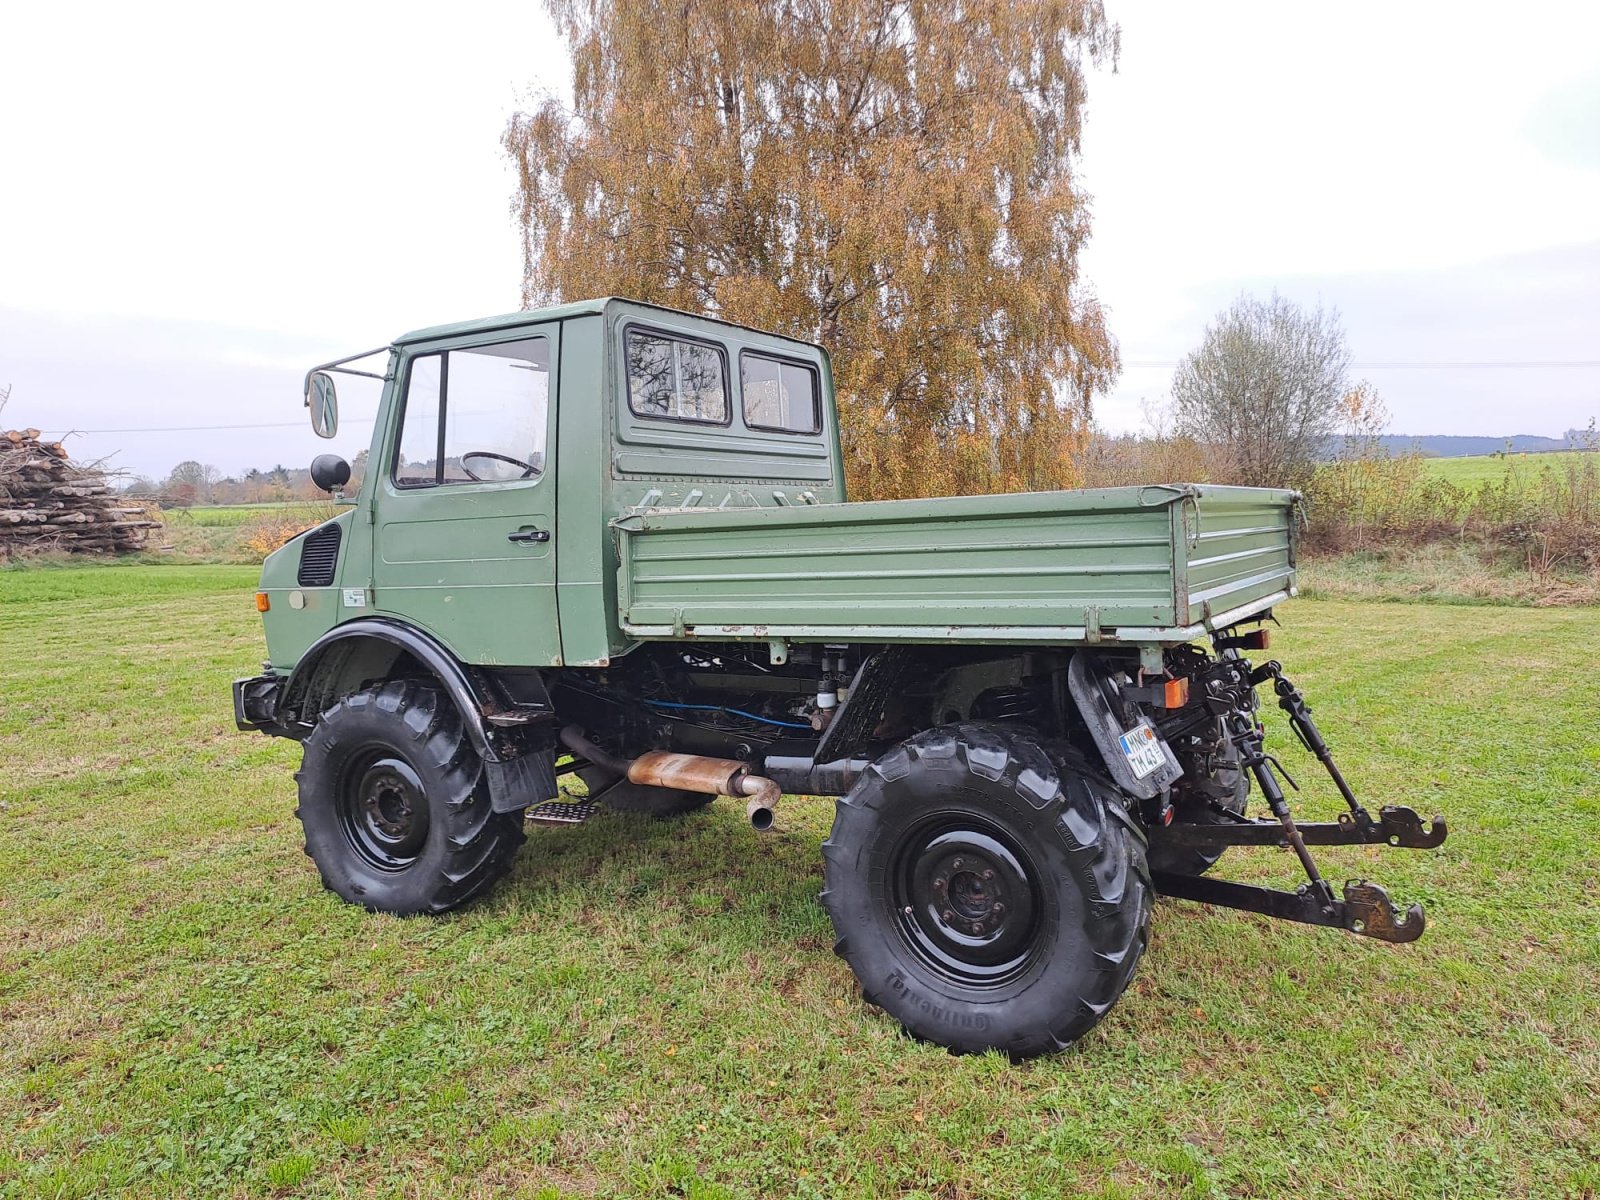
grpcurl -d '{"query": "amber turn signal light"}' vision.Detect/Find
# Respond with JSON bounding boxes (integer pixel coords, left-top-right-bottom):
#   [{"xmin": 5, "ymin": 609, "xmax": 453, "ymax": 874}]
[
  {"xmin": 1162, "ymin": 677, "xmax": 1189, "ymax": 708},
  {"xmin": 255, "ymin": 592, "xmax": 271, "ymax": 612}
]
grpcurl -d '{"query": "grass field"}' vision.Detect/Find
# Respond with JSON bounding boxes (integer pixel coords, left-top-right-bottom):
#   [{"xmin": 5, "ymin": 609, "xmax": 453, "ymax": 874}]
[
  {"xmin": 171, "ymin": 505, "xmax": 302, "ymax": 528},
  {"xmin": 1418, "ymin": 451, "xmax": 1595, "ymax": 489},
  {"xmin": 2, "ymin": 567, "xmax": 1598, "ymax": 1198},
  {"xmin": 1298, "ymin": 542, "xmax": 1600, "ymax": 607}
]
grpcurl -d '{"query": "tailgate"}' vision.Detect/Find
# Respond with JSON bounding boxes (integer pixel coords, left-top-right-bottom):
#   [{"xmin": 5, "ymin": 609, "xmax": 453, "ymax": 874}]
[{"xmin": 1175, "ymin": 486, "xmax": 1299, "ymax": 627}]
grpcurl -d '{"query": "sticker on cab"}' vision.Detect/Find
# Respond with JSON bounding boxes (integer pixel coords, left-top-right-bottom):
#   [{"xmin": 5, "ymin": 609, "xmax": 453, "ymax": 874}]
[
  {"xmin": 342, "ymin": 588, "xmax": 366, "ymax": 609},
  {"xmin": 1117, "ymin": 723, "xmax": 1166, "ymax": 779}
]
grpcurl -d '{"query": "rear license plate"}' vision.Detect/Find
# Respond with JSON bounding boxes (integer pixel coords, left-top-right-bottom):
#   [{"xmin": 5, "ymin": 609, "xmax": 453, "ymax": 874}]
[{"xmin": 1118, "ymin": 724, "xmax": 1166, "ymax": 779}]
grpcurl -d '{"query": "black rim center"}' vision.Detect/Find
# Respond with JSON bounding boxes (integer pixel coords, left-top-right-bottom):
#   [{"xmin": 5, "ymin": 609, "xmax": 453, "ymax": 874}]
[
  {"xmin": 888, "ymin": 818, "xmax": 1044, "ymax": 989},
  {"xmin": 947, "ymin": 870, "xmax": 995, "ymax": 921},
  {"xmin": 340, "ymin": 754, "xmax": 430, "ymax": 869}
]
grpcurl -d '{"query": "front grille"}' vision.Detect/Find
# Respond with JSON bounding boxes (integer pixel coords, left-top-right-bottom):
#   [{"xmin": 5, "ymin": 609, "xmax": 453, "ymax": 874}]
[{"xmin": 297, "ymin": 523, "xmax": 342, "ymax": 587}]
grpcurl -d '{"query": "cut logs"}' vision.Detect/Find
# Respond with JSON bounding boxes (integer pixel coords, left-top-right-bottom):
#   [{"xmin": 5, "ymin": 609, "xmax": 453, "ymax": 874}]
[{"xmin": 1, "ymin": 429, "xmax": 160, "ymax": 556}]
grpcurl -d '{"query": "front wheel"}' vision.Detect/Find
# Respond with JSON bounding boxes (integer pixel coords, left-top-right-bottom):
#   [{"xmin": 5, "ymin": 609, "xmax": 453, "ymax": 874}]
[
  {"xmin": 821, "ymin": 724, "xmax": 1151, "ymax": 1058},
  {"xmin": 295, "ymin": 680, "xmax": 525, "ymax": 915}
]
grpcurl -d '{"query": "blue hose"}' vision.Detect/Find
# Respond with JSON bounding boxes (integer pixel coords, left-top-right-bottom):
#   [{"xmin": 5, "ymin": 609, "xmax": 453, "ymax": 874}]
[{"xmin": 643, "ymin": 699, "xmax": 813, "ymax": 731}]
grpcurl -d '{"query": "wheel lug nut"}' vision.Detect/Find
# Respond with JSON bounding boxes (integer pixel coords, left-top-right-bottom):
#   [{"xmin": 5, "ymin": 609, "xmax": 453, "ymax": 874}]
[
  {"xmin": 973, "ymin": 923, "xmax": 985, "ymax": 934},
  {"xmin": 952, "ymin": 858, "xmax": 963, "ymax": 870},
  {"xmin": 941, "ymin": 909, "xmax": 955, "ymax": 921},
  {"xmin": 993, "ymin": 903, "xmax": 1005, "ymax": 915},
  {"xmin": 933, "ymin": 878, "xmax": 946, "ymax": 890},
  {"xmin": 982, "ymin": 869, "xmax": 994, "ymax": 880}
]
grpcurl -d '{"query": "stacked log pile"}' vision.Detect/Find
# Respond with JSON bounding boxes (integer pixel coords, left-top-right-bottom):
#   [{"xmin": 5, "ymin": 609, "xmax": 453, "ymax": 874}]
[{"xmin": 0, "ymin": 429, "xmax": 160, "ymax": 555}]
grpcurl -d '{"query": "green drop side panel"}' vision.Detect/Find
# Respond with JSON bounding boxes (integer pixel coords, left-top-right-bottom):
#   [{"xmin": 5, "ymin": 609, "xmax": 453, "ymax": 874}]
[
  {"xmin": 614, "ymin": 484, "xmax": 1297, "ymax": 645},
  {"xmin": 1175, "ymin": 487, "xmax": 1301, "ymax": 627}
]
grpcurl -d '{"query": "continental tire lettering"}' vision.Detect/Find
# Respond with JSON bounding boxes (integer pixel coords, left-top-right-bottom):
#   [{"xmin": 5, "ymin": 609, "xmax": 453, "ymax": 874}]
[{"xmin": 884, "ymin": 972, "xmax": 990, "ymax": 1032}]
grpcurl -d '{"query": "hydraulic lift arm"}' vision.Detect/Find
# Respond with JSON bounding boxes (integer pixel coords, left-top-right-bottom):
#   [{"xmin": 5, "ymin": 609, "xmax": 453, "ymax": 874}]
[{"xmin": 1148, "ymin": 645, "xmax": 1446, "ymax": 944}]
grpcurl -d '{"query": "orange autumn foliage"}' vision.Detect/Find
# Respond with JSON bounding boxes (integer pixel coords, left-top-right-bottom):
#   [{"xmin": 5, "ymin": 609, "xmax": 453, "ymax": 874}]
[{"xmin": 506, "ymin": 0, "xmax": 1120, "ymax": 499}]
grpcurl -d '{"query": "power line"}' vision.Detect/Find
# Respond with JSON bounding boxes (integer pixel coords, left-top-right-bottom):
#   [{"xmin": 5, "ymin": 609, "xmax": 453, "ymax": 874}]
[
  {"xmin": 34, "ymin": 358, "xmax": 1600, "ymax": 436},
  {"xmin": 1125, "ymin": 359, "xmax": 1600, "ymax": 369},
  {"xmin": 40, "ymin": 418, "xmax": 376, "ymax": 435},
  {"xmin": 1354, "ymin": 360, "xmax": 1600, "ymax": 369},
  {"xmin": 47, "ymin": 421, "xmax": 302, "ymax": 434}
]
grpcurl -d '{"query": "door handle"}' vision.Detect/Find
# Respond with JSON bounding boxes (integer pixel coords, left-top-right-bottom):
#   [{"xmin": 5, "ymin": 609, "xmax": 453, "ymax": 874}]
[{"xmin": 507, "ymin": 528, "xmax": 551, "ymax": 544}]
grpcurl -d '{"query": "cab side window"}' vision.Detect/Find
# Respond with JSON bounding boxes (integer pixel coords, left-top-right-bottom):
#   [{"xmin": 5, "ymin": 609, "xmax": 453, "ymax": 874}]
[
  {"xmin": 626, "ymin": 329, "xmax": 728, "ymax": 424},
  {"xmin": 394, "ymin": 337, "xmax": 549, "ymax": 487}
]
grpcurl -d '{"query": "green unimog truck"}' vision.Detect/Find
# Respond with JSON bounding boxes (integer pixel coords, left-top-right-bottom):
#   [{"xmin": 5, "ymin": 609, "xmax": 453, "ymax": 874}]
[{"xmin": 235, "ymin": 298, "xmax": 1446, "ymax": 1058}]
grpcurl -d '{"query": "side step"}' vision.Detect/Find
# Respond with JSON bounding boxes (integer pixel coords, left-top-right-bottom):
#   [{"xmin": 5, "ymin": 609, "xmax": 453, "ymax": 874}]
[{"xmin": 525, "ymin": 799, "xmax": 599, "ymax": 826}]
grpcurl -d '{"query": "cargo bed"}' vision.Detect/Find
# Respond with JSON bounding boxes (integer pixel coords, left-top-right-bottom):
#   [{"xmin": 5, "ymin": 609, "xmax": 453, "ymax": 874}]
[{"xmin": 614, "ymin": 484, "xmax": 1298, "ymax": 647}]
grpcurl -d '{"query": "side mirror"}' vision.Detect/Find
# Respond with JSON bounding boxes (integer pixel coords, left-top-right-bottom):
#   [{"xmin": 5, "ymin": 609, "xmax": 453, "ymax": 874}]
[
  {"xmin": 310, "ymin": 454, "xmax": 351, "ymax": 494},
  {"xmin": 307, "ymin": 371, "xmax": 339, "ymax": 438}
]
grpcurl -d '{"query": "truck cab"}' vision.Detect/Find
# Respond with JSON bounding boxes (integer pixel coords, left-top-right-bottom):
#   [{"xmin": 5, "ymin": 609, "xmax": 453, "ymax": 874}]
[{"xmin": 255, "ymin": 299, "xmax": 842, "ymax": 672}]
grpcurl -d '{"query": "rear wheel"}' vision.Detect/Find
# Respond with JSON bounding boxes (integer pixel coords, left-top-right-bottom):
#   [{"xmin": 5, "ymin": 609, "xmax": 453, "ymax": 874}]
[
  {"xmin": 295, "ymin": 681, "xmax": 525, "ymax": 914},
  {"xmin": 821, "ymin": 724, "xmax": 1151, "ymax": 1058}
]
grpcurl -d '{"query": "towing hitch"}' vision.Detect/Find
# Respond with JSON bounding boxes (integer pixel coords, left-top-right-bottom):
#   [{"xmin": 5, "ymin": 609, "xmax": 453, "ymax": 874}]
[
  {"xmin": 1151, "ymin": 872, "xmax": 1426, "ymax": 943},
  {"xmin": 1150, "ymin": 642, "xmax": 1446, "ymax": 943}
]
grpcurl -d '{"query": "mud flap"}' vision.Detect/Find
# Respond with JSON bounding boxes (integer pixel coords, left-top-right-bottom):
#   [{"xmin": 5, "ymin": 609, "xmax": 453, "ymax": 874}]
[
  {"xmin": 484, "ymin": 747, "xmax": 559, "ymax": 814},
  {"xmin": 1067, "ymin": 654, "xmax": 1183, "ymax": 800}
]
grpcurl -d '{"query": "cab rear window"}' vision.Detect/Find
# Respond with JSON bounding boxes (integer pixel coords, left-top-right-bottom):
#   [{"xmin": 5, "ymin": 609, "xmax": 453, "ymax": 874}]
[
  {"xmin": 626, "ymin": 330, "xmax": 729, "ymax": 424},
  {"xmin": 741, "ymin": 353, "xmax": 820, "ymax": 434}
]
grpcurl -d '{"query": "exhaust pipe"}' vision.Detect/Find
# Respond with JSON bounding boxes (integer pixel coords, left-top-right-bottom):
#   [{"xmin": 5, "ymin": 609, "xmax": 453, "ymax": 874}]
[
  {"xmin": 740, "ymin": 775, "xmax": 781, "ymax": 832},
  {"xmin": 559, "ymin": 727, "xmax": 782, "ymax": 829}
]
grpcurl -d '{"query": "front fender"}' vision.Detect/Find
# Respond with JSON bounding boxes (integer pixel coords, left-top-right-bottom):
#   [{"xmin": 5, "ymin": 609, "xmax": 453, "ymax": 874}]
[
  {"xmin": 280, "ymin": 617, "xmax": 501, "ymax": 759},
  {"xmin": 268, "ymin": 617, "xmax": 556, "ymax": 813}
]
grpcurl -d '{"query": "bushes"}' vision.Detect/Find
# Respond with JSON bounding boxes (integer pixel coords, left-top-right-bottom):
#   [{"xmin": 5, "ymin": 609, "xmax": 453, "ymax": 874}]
[
  {"xmin": 144, "ymin": 503, "xmax": 336, "ymax": 563},
  {"xmin": 1075, "ymin": 429, "xmax": 1229, "ymax": 489},
  {"xmin": 1074, "ymin": 408, "xmax": 1600, "ymax": 601},
  {"xmin": 1304, "ymin": 448, "xmax": 1600, "ymax": 579},
  {"xmin": 239, "ymin": 504, "xmax": 336, "ymax": 559}
]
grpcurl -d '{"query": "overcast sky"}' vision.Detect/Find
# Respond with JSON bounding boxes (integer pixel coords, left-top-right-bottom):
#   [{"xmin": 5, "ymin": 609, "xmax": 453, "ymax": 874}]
[{"xmin": 2, "ymin": 0, "xmax": 1597, "ymax": 479}]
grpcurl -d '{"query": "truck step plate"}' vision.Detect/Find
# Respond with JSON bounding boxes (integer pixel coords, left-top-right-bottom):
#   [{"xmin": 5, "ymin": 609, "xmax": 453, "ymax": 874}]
[{"xmin": 525, "ymin": 800, "xmax": 598, "ymax": 826}]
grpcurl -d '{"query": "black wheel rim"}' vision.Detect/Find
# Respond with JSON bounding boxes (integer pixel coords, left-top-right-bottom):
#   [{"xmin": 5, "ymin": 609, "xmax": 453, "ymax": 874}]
[
  {"xmin": 338, "ymin": 751, "xmax": 430, "ymax": 871},
  {"xmin": 887, "ymin": 814, "xmax": 1045, "ymax": 989}
]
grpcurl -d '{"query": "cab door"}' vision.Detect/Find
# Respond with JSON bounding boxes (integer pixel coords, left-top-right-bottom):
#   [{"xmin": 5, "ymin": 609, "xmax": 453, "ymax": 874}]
[{"xmin": 370, "ymin": 325, "xmax": 561, "ymax": 665}]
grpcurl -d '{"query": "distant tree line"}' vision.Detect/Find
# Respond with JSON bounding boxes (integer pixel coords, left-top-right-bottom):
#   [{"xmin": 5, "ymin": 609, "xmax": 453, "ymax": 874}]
[{"xmin": 123, "ymin": 451, "xmax": 368, "ymax": 507}]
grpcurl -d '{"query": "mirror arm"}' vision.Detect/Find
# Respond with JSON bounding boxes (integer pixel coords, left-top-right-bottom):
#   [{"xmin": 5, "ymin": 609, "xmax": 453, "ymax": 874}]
[{"xmin": 301, "ymin": 347, "xmax": 391, "ymax": 405}]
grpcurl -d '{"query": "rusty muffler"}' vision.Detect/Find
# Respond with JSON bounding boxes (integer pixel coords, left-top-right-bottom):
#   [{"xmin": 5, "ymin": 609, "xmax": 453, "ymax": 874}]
[
  {"xmin": 629, "ymin": 752, "xmax": 782, "ymax": 830},
  {"xmin": 559, "ymin": 728, "xmax": 782, "ymax": 829}
]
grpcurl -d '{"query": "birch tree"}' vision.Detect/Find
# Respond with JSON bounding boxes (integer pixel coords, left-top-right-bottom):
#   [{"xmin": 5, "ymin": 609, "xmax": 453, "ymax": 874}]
[{"xmin": 505, "ymin": 0, "xmax": 1120, "ymax": 498}]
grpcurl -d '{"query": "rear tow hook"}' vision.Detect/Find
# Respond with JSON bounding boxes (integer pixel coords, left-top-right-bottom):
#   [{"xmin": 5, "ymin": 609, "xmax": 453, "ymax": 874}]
[
  {"xmin": 1150, "ymin": 873, "xmax": 1427, "ymax": 944},
  {"xmin": 1342, "ymin": 881, "xmax": 1426, "ymax": 943}
]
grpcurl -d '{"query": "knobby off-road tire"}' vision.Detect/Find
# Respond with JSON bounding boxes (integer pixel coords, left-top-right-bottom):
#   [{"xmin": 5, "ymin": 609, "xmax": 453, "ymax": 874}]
[
  {"xmin": 821, "ymin": 723, "xmax": 1152, "ymax": 1059},
  {"xmin": 574, "ymin": 765, "xmax": 714, "ymax": 818},
  {"xmin": 296, "ymin": 681, "xmax": 526, "ymax": 915},
  {"xmin": 1147, "ymin": 725, "xmax": 1249, "ymax": 878}
]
